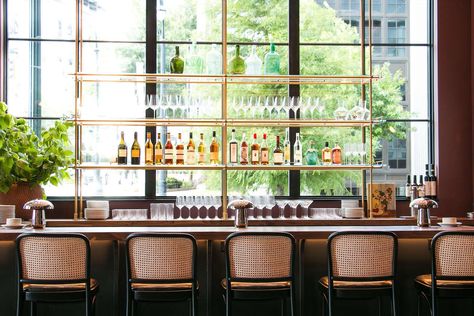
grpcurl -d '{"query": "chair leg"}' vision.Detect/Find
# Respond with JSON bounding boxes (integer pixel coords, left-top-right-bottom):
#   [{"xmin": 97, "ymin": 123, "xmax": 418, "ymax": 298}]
[
  {"xmin": 321, "ymin": 292, "xmax": 328, "ymax": 316},
  {"xmin": 377, "ymin": 296, "xmax": 382, "ymax": 316},
  {"xmin": 280, "ymin": 298, "xmax": 286, "ymax": 316},
  {"xmin": 29, "ymin": 302, "xmax": 36, "ymax": 316},
  {"xmin": 191, "ymin": 291, "xmax": 197, "ymax": 316},
  {"xmin": 392, "ymin": 284, "xmax": 398, "ymax": 316},
  {"xmin": 290, "ymin": 285, "xmax": 296, "ymax": 316},
  {"xmin": 225, "ymin": 289, "xmax": 231, "ymax": 316},
  {"xmin": 16, "ymin": 292, "xmax": 23, "ymax": 316},
  {"xmin": 417, "ymin": 293, "xmax": 422, "ymax": 316},
  {"xmin": 126, "ymin": 291, "xmax": 133, "ymax": 316}
]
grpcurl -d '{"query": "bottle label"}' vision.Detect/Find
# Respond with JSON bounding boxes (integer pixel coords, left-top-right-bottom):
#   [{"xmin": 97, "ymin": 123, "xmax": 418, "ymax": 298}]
[
  {"xmin": 430, "ymin": 181, "xmax": 437, "ymax": 196},
  {"xmin": 132, "ymin": 149, "xmax": 140, "ymax": 158},
  {"xmin": 424, "ymin": 181, "xmax": 431, "ymax": 196},
  {"xmin": 210, "ymin": 152, "xmax": 218, "ymax": 162},
  {"xmin": 241, "ymin": 147, "xmax": 248, "ymax": 163},
  {"xmin": 274, "ymin": 152, "xmax": 283, "ymax": 164},
  {"xmin": 284, "ymin": 146, "xmax": 290, "ymax": 163},
  {"xmin": 176, "ymin": 149, "xmax": 184, "ymax": 160},
  {"xmin": 230, "ymin": 143, "xmax": 238, "ymax": 163},
  {"xmin": 155, "ymin": 153, "xmax": 162, "ymax": 164},
  {"xmin": 294, "ymin": 151, "xmax": 302, "ymax": 163},
  {"xmin": 251, "ymin": 150, "xmax": 259, "ymax": 163},
  {"xmin": 145, "ymin": 150, "xmax": 153, "ymax": 162},
  {"xmin": 323, "ymin": 152, "xmax": 331, "ymax": 162},
  {"xmin": 332, "ymin": 150, "xmax": 342, "ymax": 164},
  {"xmin": 187, "ymin": 150, "xmax": 195, "ymax": 164},
  {"xmin": 261, "ymin": 150, "xmax": 269, "ymax": 163},
  {"xmin": 118, "ymin": 149, "xmax": 127, "ymax": 157},
  {"xmin": 199, "ymin": 152, "xmax": 205, "ymax": 163},
  {"xmin": 165, "ymin": 149, "xmax": 173, "ymax": 160}
]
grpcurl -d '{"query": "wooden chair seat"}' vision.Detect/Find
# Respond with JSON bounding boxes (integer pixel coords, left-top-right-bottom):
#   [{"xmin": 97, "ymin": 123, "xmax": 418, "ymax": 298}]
[
  {"xmin": 319, "ymin": 276, "xmax": 393, "ymax": 289},
  {"xmin": 221, "ymin": 278, "xmax": 291, "ymax": 290},
  {"xmin": 415, "ymin": 274, "xmax": 474, "ymax": 289}
]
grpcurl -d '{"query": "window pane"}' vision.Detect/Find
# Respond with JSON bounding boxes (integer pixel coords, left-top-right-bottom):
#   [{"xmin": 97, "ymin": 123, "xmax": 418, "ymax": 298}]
[
  {"xmin": 157, "ymin": 170, "xmax": 222, "ymax": 196},
  {"xmin": 227, "ymin": 0, "xmax": 288, "ymax": 43},
  {"xmin": 7, "ymin": 41, "xmax": 75, "ymax": 118},
  {"xmin": 7, "ymin": 0, "xmax": 75, "ymax": 40},
  {"xmin": 372, "ymin": 46, "xmax": 429, "ymax": 120},
  {"xmin": 160, "ymin": 0, "xmax": 221, "ymax": 42},
  {"xmin": 301, "ymin": 45, "xmax": 361, "ymax": 75},
  {"xmin": 83, "ymin": 0, "xmax": 146, "ymax": 41},
  {"xmin": 82, "ymin": 43, "xmax": 146, "ymax": 73}
]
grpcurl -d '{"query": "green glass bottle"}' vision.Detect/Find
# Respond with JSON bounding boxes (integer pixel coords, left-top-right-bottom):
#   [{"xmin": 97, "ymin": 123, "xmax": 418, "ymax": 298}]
[
  {"xmin": 228, "ymin": 45, "xmax": 246, "ymax": 75},
  {"xmin": 170, "ymin": 46, "xmax": 184, "ymax": 74},
  {"xmin": 305, "ymin": 141, "xmax": 319, "ymax": 166},
  {"xmin": 264, "ymin": 43, "xmax": 280, "ymax": 75}
]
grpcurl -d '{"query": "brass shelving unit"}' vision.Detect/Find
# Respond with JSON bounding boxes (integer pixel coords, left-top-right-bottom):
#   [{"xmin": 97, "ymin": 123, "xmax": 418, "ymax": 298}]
[{"xmin": 72, "ymin": 0, "xmax": 377, "ymax": 219}]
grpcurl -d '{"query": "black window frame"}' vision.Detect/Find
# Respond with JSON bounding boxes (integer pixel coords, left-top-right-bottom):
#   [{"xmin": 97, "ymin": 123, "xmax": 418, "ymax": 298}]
[{"xmin": 0, "ymin": 0, "xmax": 435, "ymax": 201}]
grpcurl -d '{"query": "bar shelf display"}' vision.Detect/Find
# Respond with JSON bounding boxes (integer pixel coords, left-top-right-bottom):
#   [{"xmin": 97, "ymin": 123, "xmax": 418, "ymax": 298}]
[{"xmin": 71, "ymin": 0, "xmax": 377, "ymax": 219}]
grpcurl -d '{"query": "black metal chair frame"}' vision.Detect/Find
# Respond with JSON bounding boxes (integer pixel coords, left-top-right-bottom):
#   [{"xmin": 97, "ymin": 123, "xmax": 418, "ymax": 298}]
[
  {"xmin": 321, "ymin": 231, "xmax": 398, "ymax": 316},
  {"xmin": 16, "ymin": 233, "xmax": 97, "ymax": 316},
  {"xmin": 125, "ymin": 233, "xmax": 198, "ymax": 316},
  {"xmin": 223, "ymin": 231, "xmax": 297, "ymax": 316},
  {"xmin": 415, "ymin": 231, "xmax": 474, "ymax": 316}
]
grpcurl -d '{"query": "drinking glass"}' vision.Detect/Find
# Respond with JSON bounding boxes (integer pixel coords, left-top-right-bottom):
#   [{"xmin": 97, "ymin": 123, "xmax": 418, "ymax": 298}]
[
  {"xmin": 271, "ymin": 96, "xmax": 280, "ymax": 119},
  {"xmin": 282, "ymin": 97, "xmax": 290, "ymax": 119},
  {"xmin": 194, "ymin": 196, "xmax": 205, "ymax": 219},
  {"xmin": 175, "ymin": 196, "xmax": 185, "ymax": 220},
  {"xmin": 264, "ymin": 196, "xmax": 276, "ymax": 219},
  {"xmin": 262, "ymin": 96, "xmax": 272, "ymax": 118},
  {"xmin": 203, "ymin": 196, "xmax": 213, "ymax": 220},
  {"xmin": 299, "ymin": 200, "xmax": 312, "ymax": 219},
  {"xmin": 276, "ymin": 200, "xmax": 288, "ymax": 219},
  {"xmin": 288, "ymin": 200, "xmax": 299, "ymax": 219},
  {"xmin": 315, "ymin": 98, "xmax": 325, "ymax": 119},
  {"xmin": 254, "ymin": 196, "xmax": 266, "ymax": 219}
]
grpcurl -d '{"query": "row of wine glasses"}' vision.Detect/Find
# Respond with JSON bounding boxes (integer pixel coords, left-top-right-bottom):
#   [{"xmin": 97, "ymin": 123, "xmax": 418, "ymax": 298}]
[
  {"xmin": 140, "ymin": 94, "xmax": 370, "ymax": 121},
  {"xmin": 175, "ymin": 195, "xmax": 222, "ymax": 220},
  {"xmin": 143, "ymin": 95, "xmax": 217, "ymax": 119},
  {"xmin": 343, "ymin": 143, "xmax": 367, "ymax": 165}
]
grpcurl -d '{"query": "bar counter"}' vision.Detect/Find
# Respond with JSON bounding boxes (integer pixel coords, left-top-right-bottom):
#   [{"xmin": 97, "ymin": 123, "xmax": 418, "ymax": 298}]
[{"xmin": 1, "ymin": 222, "xmax": 472, "ymax": 316}]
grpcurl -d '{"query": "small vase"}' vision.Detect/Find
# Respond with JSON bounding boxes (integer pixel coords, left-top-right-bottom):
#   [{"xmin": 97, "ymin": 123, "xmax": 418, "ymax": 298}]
[{"xmin": 0, "ymin": 183, "xmax": 44, "ymax": 220}]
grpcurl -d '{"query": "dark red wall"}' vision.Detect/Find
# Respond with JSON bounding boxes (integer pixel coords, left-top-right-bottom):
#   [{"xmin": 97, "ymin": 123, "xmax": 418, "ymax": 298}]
[{"xmin": 436, "ymin": 0, "xmax": 472, "ymax": 216}]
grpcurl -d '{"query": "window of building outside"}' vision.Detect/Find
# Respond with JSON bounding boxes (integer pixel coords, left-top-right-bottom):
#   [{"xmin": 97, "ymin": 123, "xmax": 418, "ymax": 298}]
[{"xmin": 4, "ymin": 0, "xmax": 432, "ymax": 199}]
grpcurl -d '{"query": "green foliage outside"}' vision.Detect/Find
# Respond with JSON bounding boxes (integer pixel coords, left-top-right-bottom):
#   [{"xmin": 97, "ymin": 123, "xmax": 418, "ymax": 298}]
[
  {"xmin": 118, "ymin": 0, "xmax": 408, "ymax": 196},
  {"xmin": 0, "ymin": 102, "xmax": 74, "ymax": 193}
]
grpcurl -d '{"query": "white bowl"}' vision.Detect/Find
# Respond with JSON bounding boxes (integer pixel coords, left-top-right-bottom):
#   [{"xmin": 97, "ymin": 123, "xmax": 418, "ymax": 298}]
[
  {"xmin": 84, "ymin": 208, "xmax": 109, "ymax": 220},
  {"xmin": 86, "ymin": 200, "xmax": 110, "ymax": 209}
]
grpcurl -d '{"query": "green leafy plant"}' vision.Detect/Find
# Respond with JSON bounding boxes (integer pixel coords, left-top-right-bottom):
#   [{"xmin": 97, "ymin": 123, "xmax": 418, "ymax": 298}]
[{"xmin": 0, "ymin": 102, "xmax": 74, "ymax": 193}]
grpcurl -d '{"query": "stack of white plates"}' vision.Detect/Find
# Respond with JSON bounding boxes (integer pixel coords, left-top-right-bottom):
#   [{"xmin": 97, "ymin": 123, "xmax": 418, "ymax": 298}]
[
  {"xmin": 343, "ymin": 207, "xmax": 364, "ymax": 219},
  {"xmin": 0, "ymin": 205, "xmax": 15, "ymax": 224},
  {"xmin": 341, "ymin": 200, "xmax": 359, "ymax": 208},
  {"xmin": 85, "ymin": 200, "xmax": 109, "ymax": 220}
]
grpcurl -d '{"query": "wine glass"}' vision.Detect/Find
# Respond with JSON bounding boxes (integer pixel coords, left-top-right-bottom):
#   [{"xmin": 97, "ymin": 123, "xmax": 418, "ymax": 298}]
[
  {"xmin": 265, "ymin": 196, "xmax": 276, "ymax": 219},
  {"xmin": 281, "ymin": 96, "xmax": 290, "ymax": 119},
  {"xmin": 276, "ymin": 200, "xmax": 288, "ymax": 219},
  {"xmin": 288, "ymin": 200, "xmax": 299, "ymax": 219},
  {"xmin": 193, "ymin": 196, "xmax": 204, "ymax": 219},
  {"xmin": 299, "ymin": 200, "xmax": 312, "ymax": 219},
  {"xmin": 315, "ymin": 98, "xmax": 325, "ymax": 119},
  {"xmin": 175, "ymin": 196, "xmax": 185, "ymax": 220},
  {"xmin": 203, "ymin": 196, "xmax": 213, "ymax": 220},
  {"xmin": 271, "ymin": 96, "xmax": 280, "ymax": 119}
]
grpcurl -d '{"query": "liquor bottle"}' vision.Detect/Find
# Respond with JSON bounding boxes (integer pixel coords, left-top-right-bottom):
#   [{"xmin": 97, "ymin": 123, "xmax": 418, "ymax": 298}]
[
  {"xmin": 284, "ymin": 128, "xmax": 291, "ymax": 165},
  {"xmin": 245, "ymin": 45, "xmax": 262, "ymax": 75},
  {"xmin": 145, "ymin": 132, "xmax": 154, "ymax": 165},
  {"xmin": 170, "ymin": 46, "xmax": 184, "ymax": 74},
  {"xmin": 261, "ymin": 133, "xmax": 269, "ymax": 165},
  {"xmin": 331, "ymin": 143, "xmax": 342, "ymax": 165},
  {"xmin": 229, "ymin": 129, "xmax": 238, "ymax": 164},
  {"xmin": 198, "ymin": 133, "xmax": 206, "ymax": 165},
  {"xmin": 294, "ymin": 133, "xmax": 302, "ymax": 165},
  {"xmin": 251, "ymin": 133, "xmax": 260, "ymax": 165},
  {"xmin": 430, "ymin": 164, "xmax": 437, "ymax": 199},
  {"xmin": 228, "ymin": 44, "xmax": 246, "ymax": 75},
  {"xmin": 206, "ymin": 44, "xmax": 222, "ymax": 74},
  {"xmin": 424, "ymin": 164, "xmax": 431, "ymax": 198},
  {"xmin": 412, "ymin": 175, "xmax": 418, "ymax": 197},
  {"xmin": 117, "ymin": 131, "xmax": 127, "ymax": 165},
  {"xmin": 131, "ymin": 131, "xmax": 141, "ymax": 165},
  {"xmin": 264, "ymin": 43, "xmax": 280, "ymax": 75},
  {"xmin": 176, "ymin": 133, "xmax": 185, "ymax": 165},
  {"xmin": 321, "ymin": 142, "xmax": 332, "ymax": 165},
  {"xmin": 186, "ymin": 132, "xmax": 196, "ymax": 165},
  {"xmin": 405, "ymin": 175, "xmax": 411, "ymax": 198},
  {"xmin": 209, "ymin": 131, "xmax": 219, "ymax": 164},
  {"xmin": 273, "ymin": 135, "xmax": 284, "ymax": 165},
  {"xmin": 305, "ymin": 141, "xmax": 318, "ymax": 166},
  {"xmin": 418, "ymin": 175, "xmax": 425, "ymax": 197},
  {"xmin": 240, "ymin": 132, "xmax": 249, "ymax": 165},
  {"xmin": 164, "ymin": 132, "xmax": 174, "ymax": 165},
  {"xmin": 185, "ymin": 42, "xmax": 204, "ymax": 74},
  {"xmin": 155, "ymin": 132, "xmax": 163, "ymax": 165}
]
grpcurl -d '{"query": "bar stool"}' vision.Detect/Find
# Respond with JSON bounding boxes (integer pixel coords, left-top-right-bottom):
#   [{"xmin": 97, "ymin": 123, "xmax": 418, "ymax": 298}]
[
  {"xmin": 16, "ymin": 233, "xmax": 99, "ymax": 316},
  {"xmin": 415, "ymin": 231, "xmax": 474, "ymax": 316},
  {"xmin": 125, "ymin": 233, "xmax": 198, "ymax": 316},
  {"xmin": 319, "ymin": 231, "xmax": 398, "ymax": 316},
  {"xmin": 222, "ymin": 231, "xmax": 296, "ymax": 316}
]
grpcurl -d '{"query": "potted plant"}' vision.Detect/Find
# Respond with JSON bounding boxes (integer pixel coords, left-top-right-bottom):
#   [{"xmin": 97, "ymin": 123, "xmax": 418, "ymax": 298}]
[{"xmin": 0, "ymin": 102, "xmax": 74, "ymax": 219}]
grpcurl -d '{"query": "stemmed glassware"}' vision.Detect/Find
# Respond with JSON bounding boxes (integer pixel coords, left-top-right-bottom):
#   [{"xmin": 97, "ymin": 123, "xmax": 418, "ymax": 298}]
[
  {"xmin": 315, "ymin": 98, "xmax": 325, "ymax": 119},
  {"xmin": 175, "ymin": 196, "xmax": 185, "ymax": 220},
  {"xmin": 288, "ymin": 200, "xmax": 299, "ymax": 219},
  {"xmin": 299, "ymin": 200, "xmax": 312, "ymax": 219},
  {"xmin": 276, "ymin": 200, "xmax": 288, "ymax": 219}
]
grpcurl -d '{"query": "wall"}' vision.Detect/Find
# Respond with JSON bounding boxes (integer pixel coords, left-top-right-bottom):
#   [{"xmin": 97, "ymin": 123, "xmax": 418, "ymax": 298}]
[{"xmin": 436, "ymin": 0, "xmax": 472, "ymax": 216}]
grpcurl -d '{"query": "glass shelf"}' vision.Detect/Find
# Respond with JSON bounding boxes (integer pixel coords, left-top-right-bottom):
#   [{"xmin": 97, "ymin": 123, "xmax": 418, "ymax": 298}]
[
  {"xmin": 72, "ymin": 73, "xmax": 377, "ymax": 85},
  {"xmin": 74, "ymin": 163, "xmax": 382, "ymax": 171}
]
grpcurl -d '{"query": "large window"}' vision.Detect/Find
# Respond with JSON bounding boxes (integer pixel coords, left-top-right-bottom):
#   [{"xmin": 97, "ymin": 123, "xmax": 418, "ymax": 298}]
[{"xmin": 3, "ymin": 0, "xmax": 433, "ymax": 199}]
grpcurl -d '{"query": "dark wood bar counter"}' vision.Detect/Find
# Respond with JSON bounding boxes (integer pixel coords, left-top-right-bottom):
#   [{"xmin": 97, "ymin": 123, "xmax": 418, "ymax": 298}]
[{"xmin": 1, "ymin": 223, "xmax": 472, "ymax": 316}]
